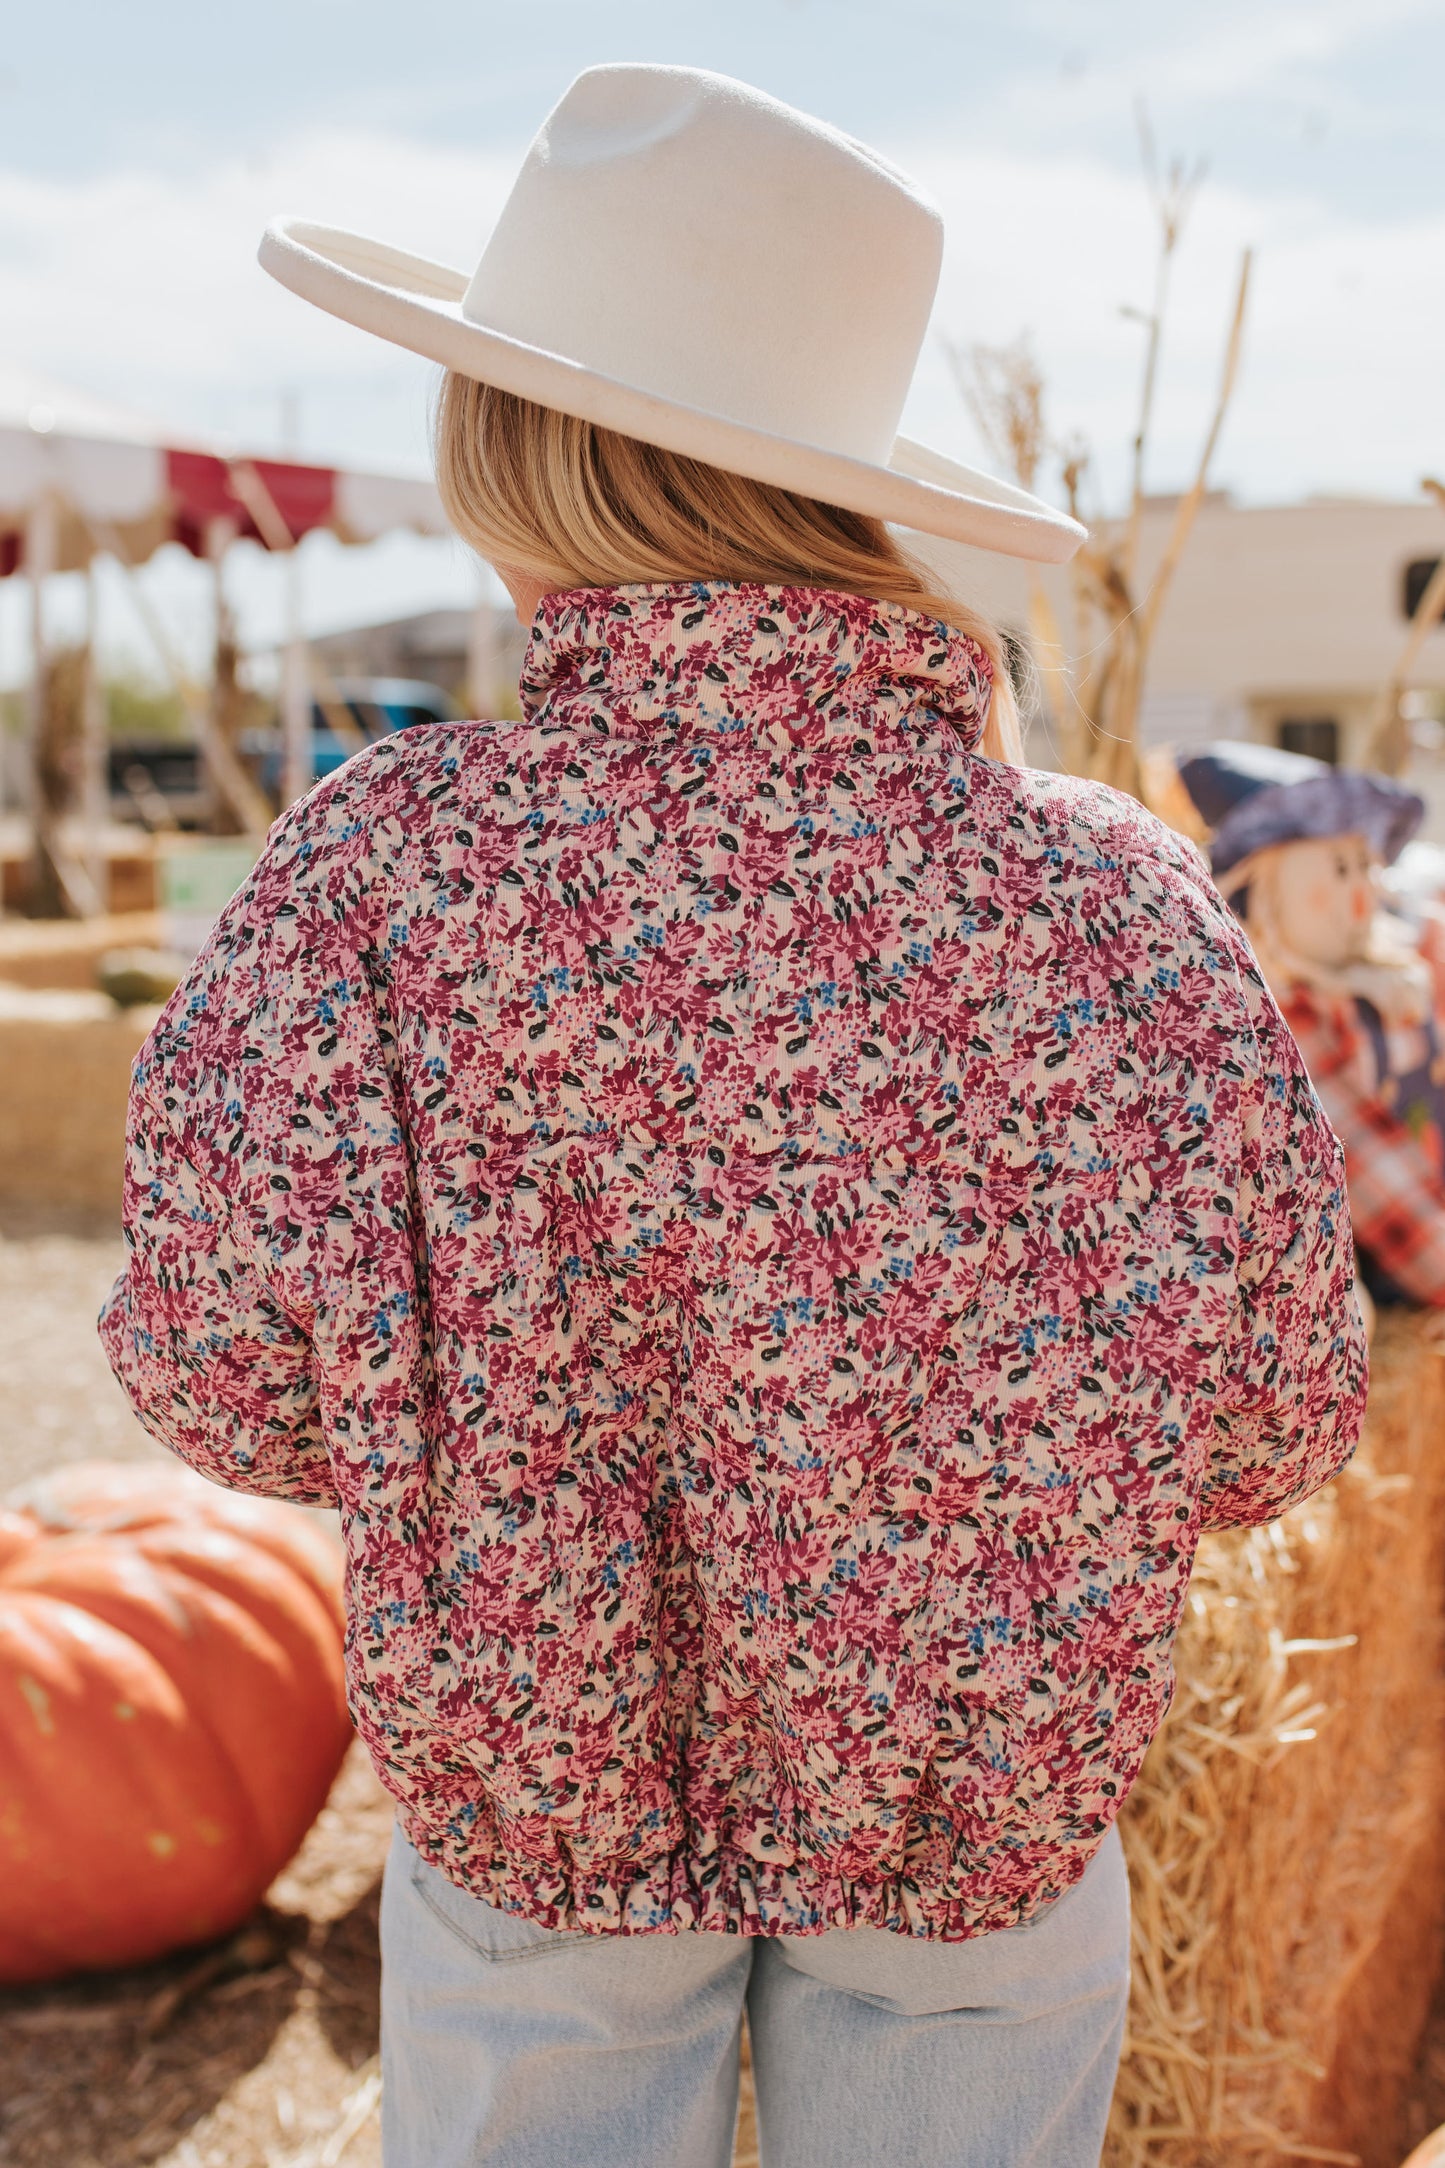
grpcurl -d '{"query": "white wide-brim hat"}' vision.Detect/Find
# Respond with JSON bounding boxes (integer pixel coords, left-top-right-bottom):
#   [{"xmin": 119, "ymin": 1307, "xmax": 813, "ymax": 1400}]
[{"xmin": 260, "ymin": 64, "xmax": 1085, "ymax": 565}]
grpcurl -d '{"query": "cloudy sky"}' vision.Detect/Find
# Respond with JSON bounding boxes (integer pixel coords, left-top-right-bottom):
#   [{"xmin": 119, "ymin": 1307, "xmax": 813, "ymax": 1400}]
[{"xmin": 2, "ymin": 0, "xmax": 1441, "ymax": 667}]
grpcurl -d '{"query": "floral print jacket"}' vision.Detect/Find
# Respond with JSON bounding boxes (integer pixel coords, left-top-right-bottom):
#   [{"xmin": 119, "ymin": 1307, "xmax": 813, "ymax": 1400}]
[{"xmin": 102, "ymin": 581, "xmax": 1368, "ymax": 1939}]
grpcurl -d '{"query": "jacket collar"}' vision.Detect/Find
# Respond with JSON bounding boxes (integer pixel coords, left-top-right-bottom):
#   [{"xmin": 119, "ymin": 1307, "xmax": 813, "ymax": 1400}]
[{"xmin": 517, "ymin": 580, "xmax": 993, "ymax": 753}]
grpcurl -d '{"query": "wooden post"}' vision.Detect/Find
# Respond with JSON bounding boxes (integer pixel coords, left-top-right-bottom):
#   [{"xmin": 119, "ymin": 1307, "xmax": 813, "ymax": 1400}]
[
  {"xmin": 205, "ymin": 519, "xmax": 245, "ymax": 834},
  {"xmin": 225, "ymin": 448, "xmax": 313, "ymax": 809},
  {"xmin": 280, "ymin": 581, "xmax": 311, "ymax": 809},
  {"xmin": 25, "ymin": 494, "xmax": 56, "ymax": 760},
  {"xmin": 1367, "ymin": 480, "xmax": 1445, "ymax": 776},
  {"xmin": 468, "ymin": 591, "xmax": 498, "ymax": 719},
  {"xmin": 85, "ymin": 517, "xmax": 272, "ymax": 839},
  {"xmin": 24, "ymin": 494, "xmax": 64, "ymax": 916},
  {"xmin": 277, "ymin": 392, "xmax": 311, "ymax": 810},
  {"xmin": 79, "ymin": 562, "xmax": 107, "ymax": 912}
]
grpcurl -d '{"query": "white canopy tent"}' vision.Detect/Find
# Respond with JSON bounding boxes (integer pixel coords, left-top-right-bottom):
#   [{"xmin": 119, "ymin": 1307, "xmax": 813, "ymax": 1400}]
[
  {"xmin": 1, "ymin": 366, "xmax": 465, "ymax": 913},
  {"xmin": 0, "ymin": 364, "xmax": 449, "ymax": 575}
]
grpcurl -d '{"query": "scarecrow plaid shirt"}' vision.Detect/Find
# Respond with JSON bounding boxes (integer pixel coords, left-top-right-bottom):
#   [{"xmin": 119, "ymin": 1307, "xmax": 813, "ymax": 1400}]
[
  {"xmin": 1277, "ymin": 984, "xmax": 1445, "ymax": 1306},
  {"xmin": 101, "ymin": 581, "xmax": 1368, "ymax": 1940}
]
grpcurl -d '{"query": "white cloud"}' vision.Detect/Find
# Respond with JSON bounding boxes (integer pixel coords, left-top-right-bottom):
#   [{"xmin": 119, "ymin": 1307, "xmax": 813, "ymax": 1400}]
[
  {"xmin": 905, "ymin": 139, "xmax": 1445, "ymax": 508},
  {"xmin": 972, "ymin": 0, "xmax": 1438, "ymax": 155},
  {"xmin": 4, "ymin": 118, "xmax": 1437, "ymax": 504},
  {"xmin": 0, "ymin": 116, "xmax": 1441, "ymax": 680},
  {"xmin": 0, "ymin": 130, "xmax": 517, "ymax": 467},
  {"xmin": 1081, "ymin": 0, "xmax": 1436, "ymax": 104}
]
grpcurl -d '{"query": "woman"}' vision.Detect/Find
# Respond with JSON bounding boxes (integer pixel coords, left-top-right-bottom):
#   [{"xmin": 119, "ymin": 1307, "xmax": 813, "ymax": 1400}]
[{"xmin": 102, "ymin": 64, "xmax": 1368, "ymax": 2168}]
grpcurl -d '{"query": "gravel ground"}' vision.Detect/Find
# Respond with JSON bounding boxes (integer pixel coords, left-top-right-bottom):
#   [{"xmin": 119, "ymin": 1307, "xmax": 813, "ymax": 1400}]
[
  {"xmin": 0, "ymin": 1221, "xmax": 761, "ymax": 2167},
  {"xmin": 0, "ymin": 1224, "xmax": 156, "ymax": 1491},
  {"xmin": 0, "ymin": 1222, "xmax": 393, "ymax": 2168},
  {"xmin": 0, "ymin": 1748, "xmax": 391, "ymax": 2168}
]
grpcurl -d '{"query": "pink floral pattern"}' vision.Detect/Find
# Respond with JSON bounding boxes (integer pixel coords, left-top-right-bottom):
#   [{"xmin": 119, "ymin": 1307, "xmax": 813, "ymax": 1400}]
[{"xmin": 102, "ymin": 581, "xmax": 1368, "ymax": 1938}]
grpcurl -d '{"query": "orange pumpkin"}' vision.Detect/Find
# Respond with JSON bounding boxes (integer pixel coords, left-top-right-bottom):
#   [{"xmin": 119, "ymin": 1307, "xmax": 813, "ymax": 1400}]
[{"xmin": 0, "ymin": 1459, "xmax": 354, "ymax": 1982}]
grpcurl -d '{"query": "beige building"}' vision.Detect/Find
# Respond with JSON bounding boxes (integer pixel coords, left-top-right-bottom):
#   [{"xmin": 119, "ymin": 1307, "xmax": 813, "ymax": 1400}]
[
  {"xmin": 308, "ymin": 496, "xmax": 1445, "ymax": 830},
  {"xmin": 923, "ymin": 495, "xmax": 1445, "ymax": 803},
  {"xmin": 311, "ymin": 602, "xmax": 529, "ymax": 715}
]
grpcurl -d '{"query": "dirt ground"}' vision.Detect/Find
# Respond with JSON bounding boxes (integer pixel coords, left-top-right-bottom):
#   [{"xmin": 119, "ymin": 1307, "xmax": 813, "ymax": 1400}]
[
  {"xmin": 0, "ymin": 1222, "xmax": 160, "ymax": 1488},
  {"xmin": 9, "ymin": 1220, "xmax": 1445, "ymax": 2164},
  {"xmin": 0, "ymin": 1221, "xmax": 761, "ymax": 2167}
]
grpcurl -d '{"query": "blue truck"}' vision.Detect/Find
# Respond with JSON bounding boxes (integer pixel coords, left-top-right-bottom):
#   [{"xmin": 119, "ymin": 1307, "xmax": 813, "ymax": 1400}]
[
  {"xmin": 257, "ymin": 677, "xmax": 458, "ymax": 793},
  {"xmin": 112, "ymin": 678, "xmax": 458, "ymax": 827}
]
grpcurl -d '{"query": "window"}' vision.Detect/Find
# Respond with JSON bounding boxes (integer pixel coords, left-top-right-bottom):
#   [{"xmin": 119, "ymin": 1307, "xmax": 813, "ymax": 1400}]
[
  {"xmin": 1404, "ymin": 559, "xmax": 1444, "ymax": 622},
  {"xmin": 1277, "ymin": 717, "xmax": 1340, "ymax": 765}
]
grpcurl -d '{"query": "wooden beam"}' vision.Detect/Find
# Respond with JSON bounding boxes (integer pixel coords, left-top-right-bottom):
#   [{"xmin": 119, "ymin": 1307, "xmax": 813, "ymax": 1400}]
[{"xmin": 87, "ymin": 518, "xmax": 274, "ymax": 839}]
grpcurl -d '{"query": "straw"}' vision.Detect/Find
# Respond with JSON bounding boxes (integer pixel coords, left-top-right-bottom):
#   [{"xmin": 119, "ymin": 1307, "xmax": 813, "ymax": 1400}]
[{"xmin": 1107, "ymin": 1308, "xmax": 1445, "ymax": 2166}]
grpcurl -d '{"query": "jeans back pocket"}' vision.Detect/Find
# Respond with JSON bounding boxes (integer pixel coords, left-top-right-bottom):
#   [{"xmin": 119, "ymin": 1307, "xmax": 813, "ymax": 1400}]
[{"xmin": 409, "ymin": 1847, "xmax": 589, "ymax": 1961}]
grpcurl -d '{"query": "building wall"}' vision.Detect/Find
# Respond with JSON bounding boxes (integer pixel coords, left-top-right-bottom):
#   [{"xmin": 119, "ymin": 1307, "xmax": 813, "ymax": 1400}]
[
  {"xmin": 312, "ymin": 603, "xmax": 529, "ymax": 717},
  {"xmin": 307, "ymin": 504, "xmax": 1445, "ymax": 803},
  {"xmin": 919, "ymin": 496, "xmax": 1445, "ymax": 769}
]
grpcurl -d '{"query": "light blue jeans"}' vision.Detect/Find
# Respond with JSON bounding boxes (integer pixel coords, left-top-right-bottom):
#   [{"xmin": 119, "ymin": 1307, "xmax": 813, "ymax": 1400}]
[{"xmin": 379, "ymin": 1822, "xmax": 1130, "ymax": 2168}]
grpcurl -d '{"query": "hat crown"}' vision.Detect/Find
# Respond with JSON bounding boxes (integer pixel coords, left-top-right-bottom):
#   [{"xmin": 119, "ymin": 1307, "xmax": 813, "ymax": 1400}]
[{"xmin": 462, "ymin": 64, "xmax": 943, "ymax": 465}]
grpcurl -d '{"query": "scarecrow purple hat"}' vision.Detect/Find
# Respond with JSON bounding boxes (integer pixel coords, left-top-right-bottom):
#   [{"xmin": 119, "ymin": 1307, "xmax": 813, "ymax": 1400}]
[{"xmin": 1176, "ymin": 741, "xmax": 1425, "ymax": 884}]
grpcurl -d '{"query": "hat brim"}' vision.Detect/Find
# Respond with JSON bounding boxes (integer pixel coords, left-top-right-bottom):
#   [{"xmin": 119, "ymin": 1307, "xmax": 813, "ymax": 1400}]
[{"xmin": 259, "ymin": 218, "xmax": 1087, "ymax": 566}]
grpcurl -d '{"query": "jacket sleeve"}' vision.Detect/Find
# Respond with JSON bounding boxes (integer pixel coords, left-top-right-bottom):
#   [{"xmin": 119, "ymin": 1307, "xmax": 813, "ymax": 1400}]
[
  {"xmin": 1200, "ymin": 958, "xmax": 1370, "ymax": 1534},
  {"xmin": 99, "ymin": 1088, "xmax": 337, "ymax": 1507}
]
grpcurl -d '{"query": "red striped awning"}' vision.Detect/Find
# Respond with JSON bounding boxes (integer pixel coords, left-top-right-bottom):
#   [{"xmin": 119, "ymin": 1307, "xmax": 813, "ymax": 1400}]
[{"xmin": 0, "ymin": 368, "xmax": 447, "ymax": 575}]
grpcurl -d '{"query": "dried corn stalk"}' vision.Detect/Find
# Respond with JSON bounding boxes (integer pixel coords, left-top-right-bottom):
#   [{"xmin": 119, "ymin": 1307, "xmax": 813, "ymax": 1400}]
[
  {"xmin": 946, "ymin": 113, "xmax": 1251, "ymax": 799},
  {"xmin": 1366, "ymin": 478, "xmax": 1445, "ymax": 777}
]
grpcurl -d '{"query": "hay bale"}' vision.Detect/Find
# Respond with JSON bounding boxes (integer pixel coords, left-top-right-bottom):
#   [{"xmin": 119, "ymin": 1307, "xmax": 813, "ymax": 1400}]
[
  {"xmin": 0, "ymin": 987, "xmax": 158, "ymax": 1220},
  {"xmin": 0, "ymin": 912, "xmax": 166, "ymax": 991},
  {"xmin": 1, "ymin": 845, "xmax": 158, "ymax": 917},
  {"xmin": 1109, "ymin": 1308, "xmax": 1445, "ymax": 2167}
]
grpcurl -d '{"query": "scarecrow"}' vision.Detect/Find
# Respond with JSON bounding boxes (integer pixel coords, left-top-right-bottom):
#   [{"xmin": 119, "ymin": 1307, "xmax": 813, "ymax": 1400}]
[{"xmin": 1168, "ymin": 741, "xmax": 1445, "ymax": 1309}]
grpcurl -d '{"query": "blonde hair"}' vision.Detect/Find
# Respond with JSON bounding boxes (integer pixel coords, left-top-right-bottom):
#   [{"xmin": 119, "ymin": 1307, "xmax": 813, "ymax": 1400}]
[{"xmin": 434, "ymin": 374, "xmax": 1023, "ymax": 762}]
